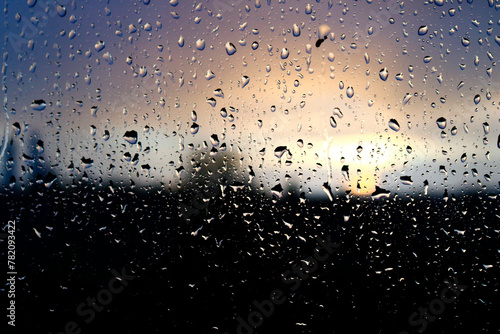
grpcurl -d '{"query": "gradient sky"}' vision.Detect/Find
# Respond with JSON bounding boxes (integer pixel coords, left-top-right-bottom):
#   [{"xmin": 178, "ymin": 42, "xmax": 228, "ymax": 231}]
[{"xmin": 1, "ymin": 0, "xmax": 499, "ymax": 199}]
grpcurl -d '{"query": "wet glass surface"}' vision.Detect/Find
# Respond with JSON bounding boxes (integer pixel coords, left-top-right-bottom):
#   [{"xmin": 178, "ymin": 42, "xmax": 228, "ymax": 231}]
[{"xmin": 1, "ymin": 0, "xmax": 499, "ymax": 333}]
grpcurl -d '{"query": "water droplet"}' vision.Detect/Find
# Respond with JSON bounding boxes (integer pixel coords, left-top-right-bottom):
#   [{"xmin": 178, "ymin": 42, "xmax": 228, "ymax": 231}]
[
  {"xmin": 318, "ymin": 24, "xmax": 331, "ymax": 39},
  {"xmin": 123, "ymin": 130, "xmax": 138, "ymax": 144},
  {"xmin": 483, "ymin": 122, "xmax": 489, "ymax": 135},
  {"xmin": 292, "ymin": 23, "xmax": 301, "ymax": 37},
  {"xmin": 95, "ymin": 41, "xmax": 105, "ymax": 52},
  {"xmin": 220, "ymin": 108, "xmax": 227, "ymax": 118},
  {"xmin": 379, "ymin": 68, "xmax": 389, "ymax": 81},
  {"xmin": 474, "ymin": 94, "xmax": 481, "ymax": 104},
  {"xmin": 388, "ymin": 119, "xmax": 400, "ymax": 131},
  {"xmin": 271, "ymin": 184, "xmax": 284, "ymax": 199},
  {"xmin": 57, "ymin": 5, "xmax": 66, "ymax": 17},
  {"xmin": 423, "ymin": 56, "xmax": 432, "ymax": 63},
  {"xmin": 346, "ymin": 86, "xmax": 354, "ymax": 98},
  {"xmin": 371, "ymin": 186, "xmax": 391, "ymax": 199},
  {"xmin": 190, "ymin": 123, "xmax": 200, "ymax": 134},
  {"xmin": 435, "ymin": 0, "xmax": 444, "ymax": 6},
  {"xmin": 436, "ymin": 117, "xmax": 447, "ymax": 129},
  {"xmin": 81, "ymin": 157, "xmax": 94, "ymax": 169},
  {"xmin": 178, "ymin": 35, "xmax": 184, "ymax": 47},
  {"xmin": 403, "ymin": 93, "xmax": 412, "ymax": 105},
  {"xmin": 406, "ymin": 146, "xmax": 412, "ymax": 154},
  {"xmin": 196, "ymin": 39, "xmax": 205, "ymax": 51},
  {"xmin": 400, "ymin": 176, "xmax": 413, "ymax": 185},
  {"xmin": 333, "ymin": 107, "xmax": 343, "ymax": 118},
  {"xmin": 273, "ymin": 146, "xmax": 288, "ymax": 159},
  {"xmin": 31, "ymin": 99, "xmax": 46, "ymax": 111},
  {"xmin": 206, "ymin": 97, "xmax": 216, "ymax": 107},
  {"xmin": 251, "ymin": 42, "xmax": 259, "ymax": 50},
  {"xmin": 461, "ymin": 153, "xmax": 467, "ymax": 163},
  {"xmin": 241, "ymin": 76, "xmax": 250, "ymax": 88},
  {"xmin": 281, "ymin": 48, "xmax": 289, "ymax": 59},
  {"xmin": 225, "ymin": 42, "xmax": 237, "ymax": 55},
  {"xmin": 418, "ymin": 26, "xmax": 428, "ymax": 35},
  {"xmin": 330, "ymin": 116, "xmax": 337, "ymax": 128},
  {"xmin": 461, "ymin": 37, "xmax": 470, "ymax": 47},
  {"xmin": 341, "ymin": 165, "xmax": 350, "ymax": 181}
]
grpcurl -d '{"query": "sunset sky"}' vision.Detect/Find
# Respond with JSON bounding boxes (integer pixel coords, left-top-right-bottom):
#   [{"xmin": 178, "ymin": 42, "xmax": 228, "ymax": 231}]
[{"xmin": 2, "ymin": 0, "xmax": 499, "ymax": 198}]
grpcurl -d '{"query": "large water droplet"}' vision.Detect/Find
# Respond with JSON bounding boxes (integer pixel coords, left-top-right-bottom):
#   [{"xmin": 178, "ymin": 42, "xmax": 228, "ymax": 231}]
[
  {"xmin": 388, "ymin": 119, "xmax": 400, "ymax": 131},
  {"xmin": 241, "ymin": 76, "xmax": 250, "ymax": 88},
  {"xmin": 318, "ymin": 24, "xmax": 331, "ymax": 39},
  {"xmin": 225, "ymin": 42, "xmax": 237, "ymax": 55},
  {"xmin": 281, "ymin": 48, "xmax": 289, "ymax": 59},
  {"xmin": 196, "ymin": 39, "xmax": 205, "ymax": 50},
  {"xmin": 95, "ymin": 41, "xmax": 105, "ymax": 52},
  {"xmin": 31, "ymin": 99, "xmax": 46, "ymax": 111},
  {"xmin": 346, "ymin": 86, "xmax": 354, "ymax": 98},
  {"xmin": 418, "ymin": 25, "xmax": 428, "ymax": 35},
  {"xmin": 123, "ymin": 130, "xmax": 138, "ymax": 144},
  {"xmin": 436, "ymin": 117, "xmax": 447, "ymax": 129},
  {"xmin": 190, "ymin": 123, "xmax": 200, "ymax": 134},
  {"xmin": 379, "ymin": 68, "xmax": 389, "ymax": 81},
  {"xmin": 474, "ymin": 94, "xmax": 481, "ymax": 104},
  {"xmin": 274, "ymin": 146, "xmax": 288, "ymax": 158}
]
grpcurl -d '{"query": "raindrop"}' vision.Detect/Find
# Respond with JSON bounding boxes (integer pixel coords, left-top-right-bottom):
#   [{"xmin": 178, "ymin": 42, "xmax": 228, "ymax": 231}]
[
  {"xmin": 400, "ymin": 176, "xmax": 413, "ymax": 185},
  {"xmin": 474, "ymin": 94, "xmax": 481, "ymax": 105},
  {"xmin": 190, "ymin": 123, "xmax": 200, "ymax": 134},
  {"xmin": 81, "ymin": 157, "xmax": 94, "ymax": 168},
  {"xmin": 461, "ymin": 37, "xmax": 470, "ymax": 47},
  {"xmin": 292, "ymin": 23, "xmax": 301, "ymax": 37},
  {"xmin": 418, "ymin": 26, "xmax": 428, "ymax": 35},
  {"xmin": 372, "ymin": 186, "xmax": 391, "ymax": 199},
  {"xmin": 274, "ymin": 146, "xmax": 288, "ymax": 158},
  {"xmin": 95, "ymin": 41, "xmax": 105, "ymax": 52},
  {"xmin": 379, "ymin": 68, "xmax": 389, "ymax": 81},
  {"xmin": 388, "ymin": 119, "xmax": 400, "ymax": 131},
  {"xmin": 123, "ymin": 130, "xmax": 138, "ymax": 144},
  {"xmin": 241, "ymin": 76, "xmax": 250, "ymax": 88},
  {"xmin": 196, "ymin": 39, "xmax": 205, "ymax": 51},
  {"xmin": 346, "ymin": 86, "xmax": 354, "ymax": 98},
  {"xmin": 225, "ymin": 42, "xmax": 237, "ymax": 55},
  {"xmin": 436, "ymin": 117, "xmax": 447, "ymax": 129},
  {"xmin": 482, "ymin": 122, "xmax": 489, "ymax": 135},
  {"xmin": 281, "ymin": 48, "xmax": 289, "ymax": 59},
  {"xmin": 341, "ymin": 165, "xmax": 350, "ymax": 181},
  {"xmin": 57, "ymin": 5, "xmax": 66, "ymax": 17},
  {"xmin": 330, "ymin": 116, "xmax": 337, "ymax": 128},
  {"xmin": 333, "ymin": 107, "xmax": 343, "ymax": 118},
  {"xmin": 31, "ymin": 99, "xmax": 46, "ymax": 111},
  {"xmin": 271, "ymin": 184, "xmax": 284, "ymax": 199}
]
